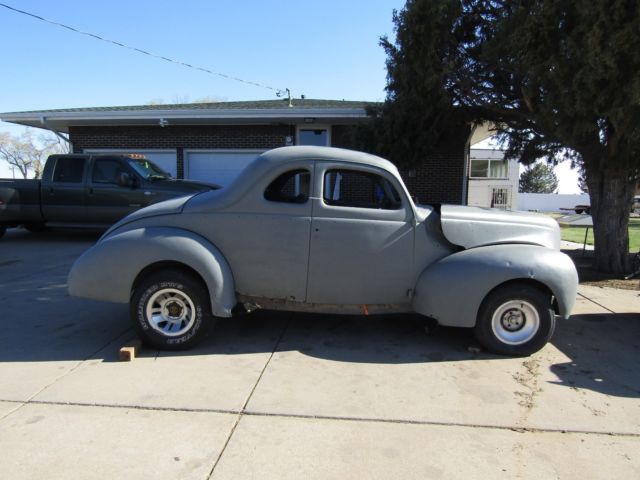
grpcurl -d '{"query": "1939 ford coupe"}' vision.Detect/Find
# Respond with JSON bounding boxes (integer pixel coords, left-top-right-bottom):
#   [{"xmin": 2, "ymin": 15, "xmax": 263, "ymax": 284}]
[{"xmin": 68, "ymin": 146, "xmax": 578, "ymax": 356}]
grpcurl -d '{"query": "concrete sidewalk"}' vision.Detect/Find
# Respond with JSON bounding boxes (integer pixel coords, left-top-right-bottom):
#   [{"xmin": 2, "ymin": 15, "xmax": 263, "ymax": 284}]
[{"xmin": 0, "ymin": 229, "xmax": 638, "ymax": 479}]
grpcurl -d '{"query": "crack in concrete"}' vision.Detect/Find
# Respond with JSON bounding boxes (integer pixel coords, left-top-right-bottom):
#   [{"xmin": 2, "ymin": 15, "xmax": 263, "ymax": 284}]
[
  {"xmin": 577, "ymin": 292, "xmax": 616, "ymax": 314},
  {"xmin": 206, "ymin": 314, "xmax": 292, "ymax": 479},
  {"xmin": 1, "ymin": 397, "xmax": 638, "ymax": 439}
]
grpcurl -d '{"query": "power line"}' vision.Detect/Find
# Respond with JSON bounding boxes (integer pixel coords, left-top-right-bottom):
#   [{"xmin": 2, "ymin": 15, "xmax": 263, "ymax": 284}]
[{"xmin": 0, "ymin": 2, "xmax": 288, "ymax": 97}]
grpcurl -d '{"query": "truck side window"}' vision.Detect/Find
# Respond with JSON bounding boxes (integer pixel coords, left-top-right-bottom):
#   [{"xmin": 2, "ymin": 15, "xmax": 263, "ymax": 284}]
[
  {"xmin": 323, "ymin": 169, "xmax": 402, "ymax": 210},
  {"xmin": 52, "ymin": 157, "xmax": 84, "ymax": 183},
  {"xmin": 264, "ymin": 169, "xmax": 310, "ymax": 203},
  {"xmin": 92, "ymin": 158, "xmax": 124, "ymax": 184}
]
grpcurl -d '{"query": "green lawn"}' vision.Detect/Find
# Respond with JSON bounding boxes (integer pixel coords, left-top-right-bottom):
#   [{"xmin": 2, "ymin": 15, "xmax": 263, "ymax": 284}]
[{"xmin": 559, "ymin": 217, "xmax": 640, "ymax": 252}]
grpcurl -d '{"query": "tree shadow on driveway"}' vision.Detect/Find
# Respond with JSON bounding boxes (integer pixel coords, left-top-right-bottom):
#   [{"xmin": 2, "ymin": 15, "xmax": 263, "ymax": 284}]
[{"xmin": 549, "ymin": 312, "xmax": 640, "ymax": 398}]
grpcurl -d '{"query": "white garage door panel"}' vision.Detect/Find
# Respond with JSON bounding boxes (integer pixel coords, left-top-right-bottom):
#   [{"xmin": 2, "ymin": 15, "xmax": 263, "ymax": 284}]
[
  {"xmin": 186, "ymin": 151, "xmax": 261, "ymax": 187},
  {"xmin": 85, "ymin": 150, "xmax": 177, "ymax": 177}
]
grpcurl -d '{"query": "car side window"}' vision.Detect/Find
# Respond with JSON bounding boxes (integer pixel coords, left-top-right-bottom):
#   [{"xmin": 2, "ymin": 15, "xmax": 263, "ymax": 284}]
[
  {"xmin": 52, "ymin": 157, "xmax": 85, "ymax": 183},
  {"xmin": 92, "ymin": 158, "xmax": 124, "ymax": 184},
  {"xmin": 323, "ymin": 169, "xmax": 402, "ymax": 210},
  {"xmin": 264, "ymin": 169, "xmax": 311, "ymax": 204}
]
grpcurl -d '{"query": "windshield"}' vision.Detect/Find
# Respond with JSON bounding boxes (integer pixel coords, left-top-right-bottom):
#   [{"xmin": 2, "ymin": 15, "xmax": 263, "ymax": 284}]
[{"xmin": 127, "ymin": 158, "xmax": 171, "ymax": 180}]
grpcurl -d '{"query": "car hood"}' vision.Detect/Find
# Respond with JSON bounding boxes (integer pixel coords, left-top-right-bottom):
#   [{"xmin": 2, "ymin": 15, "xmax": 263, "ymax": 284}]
[
  {"xmin": 437, "ymin": 205, "xmax": 560, "ymax": 250},
  {"xmin": 100, "ymin": 195, "xmax": 194, "ymax": 240}
]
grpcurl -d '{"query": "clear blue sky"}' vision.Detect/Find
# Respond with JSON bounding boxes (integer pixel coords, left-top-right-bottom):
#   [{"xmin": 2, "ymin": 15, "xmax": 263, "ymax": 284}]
[
  {"xmin": 0, "ymin": 0, "xmax": 404, "ymax": 115},
  {"xmin": 0, "ymin": 0, "xmax": 405, "ymax": 176},
  {"xmin": 0, "ymin": 1, "xmax": 581, "ymax": 192}
]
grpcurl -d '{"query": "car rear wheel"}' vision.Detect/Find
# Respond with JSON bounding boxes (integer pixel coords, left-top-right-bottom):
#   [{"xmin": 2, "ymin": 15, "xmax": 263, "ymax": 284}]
[
  {"xmin": 131, "ymin": 269, "xmax": 213, "ymax": 350},
  {"xmin": 474, "ymin": 283, "xmax": 555, "ymax": 356}
]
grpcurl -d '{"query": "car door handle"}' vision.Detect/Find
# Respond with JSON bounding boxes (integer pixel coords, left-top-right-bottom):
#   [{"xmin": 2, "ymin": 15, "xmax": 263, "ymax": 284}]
[{"xmin": 144, "ymin": 191, "xmax": 155, "ymax": 196}]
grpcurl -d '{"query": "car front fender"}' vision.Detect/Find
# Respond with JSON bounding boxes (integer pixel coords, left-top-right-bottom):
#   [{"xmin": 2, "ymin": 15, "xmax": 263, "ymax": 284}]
[
  {"xmin": 412, "ymin": 244, "xmax": 578, "ymax": 328},
  {"xmin": 68, "ymin": 227, "xmax": 236, "ymax": 317}
]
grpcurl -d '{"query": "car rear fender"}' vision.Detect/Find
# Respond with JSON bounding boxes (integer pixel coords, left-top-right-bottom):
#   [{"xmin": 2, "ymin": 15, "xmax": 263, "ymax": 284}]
[
  {"xmin": 412, "ymin": 244, "xmax": 578, "ymax": 327},
  {"xmin": 68, "ymin": 227, "xmax": 236, "ymax": 317}
]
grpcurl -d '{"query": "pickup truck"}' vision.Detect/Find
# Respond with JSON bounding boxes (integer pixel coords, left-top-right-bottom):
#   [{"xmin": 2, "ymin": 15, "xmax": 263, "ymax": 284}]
[
  {"xmin": 0, "ymin": 154, "xmax": 217, "ymax": 238},
  {"xmin": 69, "ymin": 146, "xmax": 579, "ymax": 356}
]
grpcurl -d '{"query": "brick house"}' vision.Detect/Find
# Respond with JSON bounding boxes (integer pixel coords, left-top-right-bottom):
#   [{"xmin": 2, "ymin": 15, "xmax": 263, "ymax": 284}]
[{"xmin": 1, "ymin": 99, "xmax": 489, "ymax": 204}]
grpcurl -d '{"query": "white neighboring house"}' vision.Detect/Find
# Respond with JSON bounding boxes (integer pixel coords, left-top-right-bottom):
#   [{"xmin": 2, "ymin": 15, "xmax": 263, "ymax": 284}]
[{"xmin": 468, "ymin": 149, "xmax": 519, "ymax": 210}]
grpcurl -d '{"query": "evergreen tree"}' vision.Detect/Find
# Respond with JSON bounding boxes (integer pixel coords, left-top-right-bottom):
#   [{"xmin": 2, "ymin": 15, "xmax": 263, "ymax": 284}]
[
  {"xmin": 378, "ymin": 0, "xmax": 640, "ymax": 273},
  {"xmin": 519, "ymin": 163, "xmax": 559, "ymax": 193}
]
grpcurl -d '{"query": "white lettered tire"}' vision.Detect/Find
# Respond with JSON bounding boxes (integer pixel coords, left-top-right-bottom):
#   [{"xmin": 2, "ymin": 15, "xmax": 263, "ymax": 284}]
[
  {"xmin": 131, "ymin": 269, "xmax": 213, "ymax": 350},
  {"xmin": 474, "ymin": 283, "xmax": 555, "ymax": 356}
]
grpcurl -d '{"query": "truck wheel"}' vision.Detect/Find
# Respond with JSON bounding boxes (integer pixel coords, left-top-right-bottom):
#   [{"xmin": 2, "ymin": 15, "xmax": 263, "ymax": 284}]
[
  {"xmin": 131, "ymin": 269, "xmax": 214, "ymax": 350},
  {"xmin": 474, "ymin": 284, "xmax": 555, "ymax": 356}
]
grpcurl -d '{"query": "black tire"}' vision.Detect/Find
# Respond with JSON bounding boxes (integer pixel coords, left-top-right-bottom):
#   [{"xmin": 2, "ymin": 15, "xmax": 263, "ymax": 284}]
[
  {"xmin": 474, "ymin": 283, "xmax": 555, "ymax": 356},
  {"xmin": 131, "ymin": 269, "xmax": 214, "ymax": 350},
  {"xmin": 0, "ymin": 226, "xmax": 5, "ymax": 239}
]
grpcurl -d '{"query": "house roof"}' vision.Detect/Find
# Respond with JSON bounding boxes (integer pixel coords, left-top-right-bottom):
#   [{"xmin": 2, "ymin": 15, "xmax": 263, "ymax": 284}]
[{"xmin": 0, "ymin": 98, "xmax": 378, "ymax": 133}]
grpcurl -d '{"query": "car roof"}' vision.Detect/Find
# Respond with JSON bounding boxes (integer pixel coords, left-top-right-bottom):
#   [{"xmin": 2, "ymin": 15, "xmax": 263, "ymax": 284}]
[{"xmin": 259, "ymin": 146, "xmax": 400, "ymax": 176}]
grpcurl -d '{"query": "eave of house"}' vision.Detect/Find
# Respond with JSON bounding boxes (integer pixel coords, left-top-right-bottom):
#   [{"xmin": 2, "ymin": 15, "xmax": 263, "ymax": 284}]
[{"xmin": 0, "ymin": 100, "xmax": 374, "ymax": 133}]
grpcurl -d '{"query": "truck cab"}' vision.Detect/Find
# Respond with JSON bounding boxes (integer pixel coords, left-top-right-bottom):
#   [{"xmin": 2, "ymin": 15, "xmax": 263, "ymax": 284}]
[{"xmin": 0, "ymin": 154, "xmax": 217, "ymax": 234}]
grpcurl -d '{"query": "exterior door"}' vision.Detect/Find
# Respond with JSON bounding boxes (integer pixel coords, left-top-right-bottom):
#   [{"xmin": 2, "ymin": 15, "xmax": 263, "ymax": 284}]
[
  {"xmin": 185, "ymin": 151, "xmax": 262, "ymax": 185},
  {"xmin": 306, "ymin": 163, "xmax": 415, "ymax": 305}
]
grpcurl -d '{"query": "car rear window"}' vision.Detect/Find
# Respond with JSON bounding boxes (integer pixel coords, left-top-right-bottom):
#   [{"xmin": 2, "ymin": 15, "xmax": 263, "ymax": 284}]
[{"xmin": 264, "ymin": 169, "xmax": 311, "ymax": 203}]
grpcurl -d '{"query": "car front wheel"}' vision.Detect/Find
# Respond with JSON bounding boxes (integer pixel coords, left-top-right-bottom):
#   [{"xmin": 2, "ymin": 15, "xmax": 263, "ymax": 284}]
[
  {"xmin": 131, "ymin": 269, "xmax": 213, "ymax": 350},
  {"xmin": 474, "ymin": 284, "xmax": 555, "ymax": 356}
]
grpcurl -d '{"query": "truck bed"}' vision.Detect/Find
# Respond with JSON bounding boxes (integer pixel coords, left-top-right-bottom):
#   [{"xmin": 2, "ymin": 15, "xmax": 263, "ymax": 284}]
[{"xmin": 0, "ymin": 179, "xmax": 43, "ymax": 226}]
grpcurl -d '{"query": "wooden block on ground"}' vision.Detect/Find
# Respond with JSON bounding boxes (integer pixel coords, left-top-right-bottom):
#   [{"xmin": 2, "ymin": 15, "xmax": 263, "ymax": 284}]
[{"xmin": 119, "ymin": 339, "xmax": 142, "ymax": 362}]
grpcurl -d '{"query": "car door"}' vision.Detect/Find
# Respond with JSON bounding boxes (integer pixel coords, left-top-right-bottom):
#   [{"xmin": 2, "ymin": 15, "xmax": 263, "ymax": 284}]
[
  {"xmin": 201, "ymin": 164, "xmax": 314, "ymax": 302},
  {"xmin": 86, "ymin": 156, "xmax": 148, "ymax": 224},
  {"xmin": 41, "ymin": 155, "xmax": 88, "ymax": 223},
  {"xmin": 306, "ymin": 163, "xmax": 415, "ymax": 306}
]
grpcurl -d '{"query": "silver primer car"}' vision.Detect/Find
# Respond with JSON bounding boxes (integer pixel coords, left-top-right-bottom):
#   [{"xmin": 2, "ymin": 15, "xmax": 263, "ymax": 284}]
[{"xmin": 68, "ymin": 146, "xmax": 578, "ymax": 355}]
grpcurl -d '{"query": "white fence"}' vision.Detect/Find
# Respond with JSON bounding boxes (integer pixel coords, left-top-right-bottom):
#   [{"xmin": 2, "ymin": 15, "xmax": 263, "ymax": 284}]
[{"xmin": 518, "ymin": 193, "xmax": 590, "ymax": 212}]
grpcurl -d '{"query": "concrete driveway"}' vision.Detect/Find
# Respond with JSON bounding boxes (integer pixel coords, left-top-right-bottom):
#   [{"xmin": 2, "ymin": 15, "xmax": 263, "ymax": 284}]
[{"xmin": 0, "ymin": 228, "xmax": 638, "ymax": 479}]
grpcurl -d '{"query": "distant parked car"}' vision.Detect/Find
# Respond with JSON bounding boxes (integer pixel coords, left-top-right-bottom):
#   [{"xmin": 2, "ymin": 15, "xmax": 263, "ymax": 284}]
[
  {"xmin": 69, "ymin": 146, "xmax": 578, "ymax": 356},
  {"xmin": 632, "ymin": 196, "xmax": 640, "ymax": 213},
  {"xmin": 574, "ymin": 205, "xmax": 591, "ymax": 214}
]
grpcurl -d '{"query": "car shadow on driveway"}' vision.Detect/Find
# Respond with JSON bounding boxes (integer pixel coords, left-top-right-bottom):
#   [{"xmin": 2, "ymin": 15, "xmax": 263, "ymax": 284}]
[
  {"xmin": 162, "ymin": 311, "xmax": 500, "ymax": 364},
  {"xmin": 549, "ymin": 312, "xmax": 640, "ymax": 398}
]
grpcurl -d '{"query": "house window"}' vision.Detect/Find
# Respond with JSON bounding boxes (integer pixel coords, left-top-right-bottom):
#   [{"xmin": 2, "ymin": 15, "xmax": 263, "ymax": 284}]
[
  {"xmin": 323, "ymin": 169, "xmax": 401, "ymax": 210},
  {"xmin": 299, "ymin": 129, "xmax": 328, "ymax": 146},
  {"xmin": 470, "ymin": 158, "xmax": 508, "ymax": 178},
  {"xmin": 264, "ymin": 169, "xmax": 310, "ymax": 203}
]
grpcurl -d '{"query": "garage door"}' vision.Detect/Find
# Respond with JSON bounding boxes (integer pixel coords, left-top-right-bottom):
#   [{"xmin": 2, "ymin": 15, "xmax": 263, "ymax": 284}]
[
  {"xmin": 85, "ymin": 150, "xmax": 177, "ymax": 177},
  {"xmin": 185, "ymin": 150, "xmax": 262, "ymax": 187}
]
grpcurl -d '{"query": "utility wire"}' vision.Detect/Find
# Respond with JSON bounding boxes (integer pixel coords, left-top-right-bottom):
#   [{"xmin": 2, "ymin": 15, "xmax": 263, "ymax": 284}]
[{"xmin": 0, "ymin": 2, "xmax": 288, "ymax": 97}]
